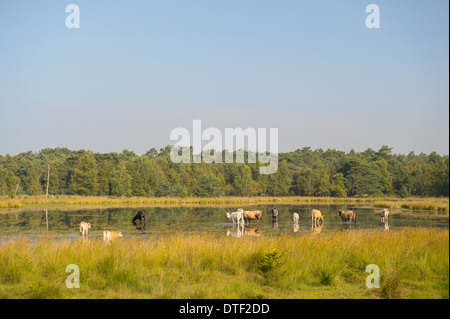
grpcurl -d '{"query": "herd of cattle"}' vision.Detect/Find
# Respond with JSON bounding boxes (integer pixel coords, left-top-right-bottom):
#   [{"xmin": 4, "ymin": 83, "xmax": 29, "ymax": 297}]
[
  {"xmin": 226, "ymin": 207, "xmax": 389, "ymax": 225},
  {"xmin": 224, "ymin": 207, "xmax": 390, "ymax": 237},
  {"xmin": 78, "ymin": 209, "xmax": 147, "ymax": 243},
  {"xmin": 79, "ymin": 208, "xmax": 391, "ymax": 241}
]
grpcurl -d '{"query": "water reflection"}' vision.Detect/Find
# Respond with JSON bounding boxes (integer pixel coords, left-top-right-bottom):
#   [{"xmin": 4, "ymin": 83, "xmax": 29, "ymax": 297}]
[
  {"xmin": 311, "ymin": 222, "xmax": 324, "ymax": 235},
  {"xmin": 0, "ymin": 204, "xmax": 447, "ymax": 241},
  {"xmin": 226, "ymin": 225, "xmax": 244, "ymax": 238},
  {"xmin": 271, "ymin": 220, "xmax": 278, "ymax": 229},
  {"xmin": 45, "ymin": 209, "xmax": 49, "ymax": 235},
  {"xmin": 226, "ymin": 224, "xmax": 262, "ymax": 238},
  {"xmin": 379, "ymin": 221, "xmax": 389, "ymax": 231},
  {"xmin": 134, "ymin": 222, "xmax": 146, "ymax": 233},
  {"xmin": 81, "ymin": 234, "xmax": 90, "ymax": 244},
  {"xmin": 243, "ymin": 227, "xmax": 262, "ymax": 237},
  {"xmin": 340, "ymin": 223, "xmax": 356, "ymax": 230}
]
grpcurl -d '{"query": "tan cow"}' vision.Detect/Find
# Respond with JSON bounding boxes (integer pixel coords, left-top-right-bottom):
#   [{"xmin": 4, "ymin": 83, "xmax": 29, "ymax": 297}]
[
  {"xmin": 339, "ymin": 210, "xmax": 357, "ymax": 224},
  {"xmin": 311, "ymin": 209, "xmax": 324, "ymax": 226},
  {"xmin": 79, "ymin": 222, "xmax": 91, "ymax": 236},
  {"xmin": 103, "ymin": 230, "xmax": 123, "ymax": 243},
  {"xmin": 243, "ymin": 210, "xmax": 262, "ymax": 225}
]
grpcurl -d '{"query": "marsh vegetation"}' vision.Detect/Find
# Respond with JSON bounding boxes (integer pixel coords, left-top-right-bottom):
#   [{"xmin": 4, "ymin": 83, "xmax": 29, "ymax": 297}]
[{"xmin": 0, "ymin": 228, "xmax": 447, "ymax": 299}]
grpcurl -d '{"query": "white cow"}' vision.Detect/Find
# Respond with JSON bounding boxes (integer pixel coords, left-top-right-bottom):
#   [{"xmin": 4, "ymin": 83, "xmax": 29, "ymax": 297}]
[
  {"xmin": 379, "ymin": 209, "xmax": 390, "ymax": 222},
  {"xmin": 293, "ymin": 212, "xmax": 299, "ymax": 223},
  {"xmin": 226, "ymin": 208, "xmax": 244, "ymax": 225}
]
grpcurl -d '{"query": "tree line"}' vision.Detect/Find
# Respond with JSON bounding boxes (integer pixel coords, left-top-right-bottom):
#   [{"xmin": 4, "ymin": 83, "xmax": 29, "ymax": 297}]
[{"xmin": 0, "ymin": 145, "xmax": 448, "ymax": 198}]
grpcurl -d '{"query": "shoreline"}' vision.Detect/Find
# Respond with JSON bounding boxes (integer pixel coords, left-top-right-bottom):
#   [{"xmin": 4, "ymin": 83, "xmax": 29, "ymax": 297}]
[{"xmin": 0, "ymin": 195, "xmax": 448, "ymax": 213}]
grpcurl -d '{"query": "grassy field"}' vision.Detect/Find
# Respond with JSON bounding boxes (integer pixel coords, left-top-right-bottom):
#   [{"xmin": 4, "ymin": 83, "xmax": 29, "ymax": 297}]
[
  {"xmin": 0, "ymin": 195, "xmax": 448, "ymax": 212},
  {"xmin": 0, "ymin": 228, "xmax": 448, "ymax": 299}
]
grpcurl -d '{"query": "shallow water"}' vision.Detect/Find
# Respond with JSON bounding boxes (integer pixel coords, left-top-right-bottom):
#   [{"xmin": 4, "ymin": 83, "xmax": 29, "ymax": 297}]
[{"xmin": 0, "ymin": 204, "xmax": 448, "ymax": 242}]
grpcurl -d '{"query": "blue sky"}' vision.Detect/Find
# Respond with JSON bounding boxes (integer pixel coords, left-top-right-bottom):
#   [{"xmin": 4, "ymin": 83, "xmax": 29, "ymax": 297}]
[{"xmin": 0, "ymin": 0, "xmax": 448, "ymax": 155}]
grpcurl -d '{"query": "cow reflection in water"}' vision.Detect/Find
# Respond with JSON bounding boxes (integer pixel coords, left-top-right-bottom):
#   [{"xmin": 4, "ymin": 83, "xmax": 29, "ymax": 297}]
[
  {"xmin": 272, "ymin": 219, "xmax": 278, "ymax": 229},
  {"xmin": 243, "ymin": 228, "xmax": 261, "ymax": 237},
  {"xmin": 226, "ymin": 224, "xmax": 244, "ymax": 238},
  {"xmin": 379, "ymin": 221, "xmax": 389, "ymax": 231},
  {"xmin": 293, "ymin": 213, "xmax": 299, "ymax": 232},
  {"xmin": 226, "ymin": 225, "xmax": 261, "ymax": 238},
  {"xmin": 135, "ymin": 222, "xmax": 146, "ymax": 234},
  {"xmin": 80, "ymin": 234, "xmax": 90, "ymax": 244},
  {"xmin": 311, "ymin": 222, "xmax": 324, "ymax": 235}
]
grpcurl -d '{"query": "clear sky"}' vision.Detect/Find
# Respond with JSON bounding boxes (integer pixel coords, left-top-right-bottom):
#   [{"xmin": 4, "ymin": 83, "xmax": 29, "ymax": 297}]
[{"xmin": 0, "ymin": 0, "xmax": 448, "ymax": 155}]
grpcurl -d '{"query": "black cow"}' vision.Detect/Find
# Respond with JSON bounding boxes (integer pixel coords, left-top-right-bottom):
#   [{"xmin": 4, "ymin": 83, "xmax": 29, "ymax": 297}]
[{"xmin": 132, "ymin": 209, "xmax": 146, "ymax": 225}]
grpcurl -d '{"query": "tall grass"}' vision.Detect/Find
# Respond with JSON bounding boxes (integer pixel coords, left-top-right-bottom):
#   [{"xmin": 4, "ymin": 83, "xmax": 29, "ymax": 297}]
[
  {"xmin": 0, "ymin": 228, "xmax": 448, "ymax": 299},
  {"xmin": 0, "ymin": 195, "xmax": 448, "ymax": 212}
]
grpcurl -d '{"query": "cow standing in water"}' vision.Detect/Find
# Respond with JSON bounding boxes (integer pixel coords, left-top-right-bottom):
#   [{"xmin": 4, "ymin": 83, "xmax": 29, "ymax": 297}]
[
  {"xmin": 339, "ymin": 210, "xmax": 357, "ymax": 224},
  {"xmin": 271, "ymin": 207, "xmax": 278, "ymax": 228},
  {"xmin": 132, "ymin": 209, "xmax": 146, "ymax": 225},
  {"xmin": 226, "ymin": 209, "xmax": 244, "ymax": 225},
  {"xmin": 379, "ymin": 209, "xmax": 389, "ymax": 222},
  {"xmin": 271, "ymin": 207, "xmax": 278, "ymax": 221},
  {"xmin": 311, "ymin": 209, "xmax": 324, "ymax": 226},
  {"xmin": 243, "ymin": 210, "xmax": 262, "ymax": 225}
]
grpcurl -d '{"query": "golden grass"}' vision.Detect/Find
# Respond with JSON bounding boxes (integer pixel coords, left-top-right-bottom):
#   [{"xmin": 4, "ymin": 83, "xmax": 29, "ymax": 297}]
[
  {"xmin": 0, "ymin": 195, "xmax": 448, "ymax": 212},
  {"xmin": 0, "ymin": 228, "xmax": 448, "ymax": 299}
]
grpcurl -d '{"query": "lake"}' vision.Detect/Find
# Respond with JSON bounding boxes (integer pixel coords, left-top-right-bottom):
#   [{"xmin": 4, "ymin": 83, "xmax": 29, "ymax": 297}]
[{"xmin": 0, "ymin": 204, "xmax": 448, "ymax": 242}]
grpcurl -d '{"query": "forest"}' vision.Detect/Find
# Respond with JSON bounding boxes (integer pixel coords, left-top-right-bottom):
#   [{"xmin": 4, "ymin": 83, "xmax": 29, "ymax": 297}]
[{"xmin": 0, "ymin": 145, "xmax": 448, "ymax": 198}]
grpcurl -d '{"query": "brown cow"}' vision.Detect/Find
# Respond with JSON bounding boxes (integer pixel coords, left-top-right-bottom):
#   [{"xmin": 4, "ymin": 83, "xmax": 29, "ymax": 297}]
[
  {"xmin": 339, "ymin": 210, "xmax": 357, "ymax": 224},
  {"xmin": 243, "ymin": 210, "xmax": 262, "ymax": 225}
]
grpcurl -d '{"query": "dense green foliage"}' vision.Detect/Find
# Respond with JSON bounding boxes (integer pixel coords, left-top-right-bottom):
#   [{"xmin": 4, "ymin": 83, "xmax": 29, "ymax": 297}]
[{"xmin": 0, "ymin": 146, "xmax": 448, "ymax": 198}]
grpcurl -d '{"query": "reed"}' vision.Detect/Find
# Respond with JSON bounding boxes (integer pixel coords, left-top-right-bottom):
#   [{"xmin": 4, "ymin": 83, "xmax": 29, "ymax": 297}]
[
  {"xmin": 0, "ymin": 228, "xmax": 448, "ymax": 299},
  {"xmin": 0, "ymin": 195, "xmax": 448, "ymax": 212}
]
